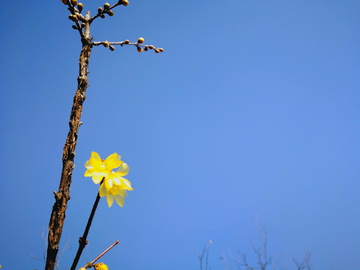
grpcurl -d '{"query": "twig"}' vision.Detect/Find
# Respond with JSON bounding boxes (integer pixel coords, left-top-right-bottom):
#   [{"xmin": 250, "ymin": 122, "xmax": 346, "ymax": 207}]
[
  {"xmin": 70, "ymin": 183, "xmax": 103, "ymax": 270},
  {"xmin": 80, "ymin": 241, "xmax": 120, "ymax": 269}
]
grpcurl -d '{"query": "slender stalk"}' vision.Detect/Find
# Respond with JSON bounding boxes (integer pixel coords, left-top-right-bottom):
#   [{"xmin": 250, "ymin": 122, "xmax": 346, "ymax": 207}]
[
  {"xmin": 91, "ymin": 240, "xmax": 119, "ymax": 264},
  {"xmin": 45, "ymin": 12, "xmax": 92, "ymax": 270},
  {"xmin": 70, "ymin": 186, "xmax": 102, "ymax": 270}
]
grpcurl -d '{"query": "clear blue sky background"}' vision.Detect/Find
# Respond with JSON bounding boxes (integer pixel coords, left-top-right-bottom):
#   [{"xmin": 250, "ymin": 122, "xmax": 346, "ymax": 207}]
[{"xmin": 0, "ymin": 0, "xmax": 359, "ymax": 269}]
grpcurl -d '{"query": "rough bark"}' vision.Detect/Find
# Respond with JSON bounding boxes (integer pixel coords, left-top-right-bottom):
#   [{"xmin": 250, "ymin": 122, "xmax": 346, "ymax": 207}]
[{"xmin": 45, "ymin": 40, "xmax": 92, "ymax": 270}]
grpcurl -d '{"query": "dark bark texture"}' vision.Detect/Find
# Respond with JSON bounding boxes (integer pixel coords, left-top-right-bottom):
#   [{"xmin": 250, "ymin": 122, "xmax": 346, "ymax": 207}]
[{"xmin": 45, "ymin": 41, "xmax": 92, "ymax": 270}]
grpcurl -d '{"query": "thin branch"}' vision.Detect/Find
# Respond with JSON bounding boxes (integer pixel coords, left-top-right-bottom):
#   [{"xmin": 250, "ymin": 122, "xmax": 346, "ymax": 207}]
[
  {"xmin": 92, "ymin": 40, "xmax": 164, "ymax": 53},
  {"xmin": 70, "ymin": 185, "xmax": 103, "ymax": 270},
  {"xmin": 89, "ymin": 1, "xmax": 124, "ymax": 23},
  {"xmin": 91, "ymin": 240, "xmax": 119, "ymax": 264},
  {"xmin": 79, "ymin": 241, "xmax": 120, "ymax": 269}
]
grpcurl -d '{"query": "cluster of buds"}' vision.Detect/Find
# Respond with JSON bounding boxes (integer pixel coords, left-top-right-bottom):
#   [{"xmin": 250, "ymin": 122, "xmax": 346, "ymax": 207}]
[
  {"xmin": 97, "ymin": 1, "xmax": 129, "ymax": 18},
  {"xmin": 63, "ymin": 0, "xmax": 86, "ymax": 30},
  {"xmin": 137, "ymin": 37, "xmax": 164, "ymax": 53},
  {"xmin": 97, "ymin": 37, "xmax": 164, "ymax": 54}
]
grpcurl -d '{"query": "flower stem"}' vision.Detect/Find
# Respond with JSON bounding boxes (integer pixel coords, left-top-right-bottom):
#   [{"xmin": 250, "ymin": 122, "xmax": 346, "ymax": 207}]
[{"xmin": 70, "ymin": 180, "xmax": 103, "ymax": 270}]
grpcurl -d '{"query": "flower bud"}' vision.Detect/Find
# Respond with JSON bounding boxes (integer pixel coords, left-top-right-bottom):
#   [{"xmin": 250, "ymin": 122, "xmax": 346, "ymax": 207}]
[
  {"xmin": 100, "ymin": 14, "xmax": 106, "ymax": 18},
  {"xmin": 77, "ymin": 3, "xmax": 83, "ymax": 12},
  {"xmin": 81, "ymin": 22, "xmax": 85, "ymax": 28},
  {"xmin": 144, "ymin": 47, "xmax": 148, "ymax": 51},
  {"xmin": 138, "ymin": 37, "xmax": 144, "ymax": 44},
  {"xmin": 103, "ymin": 41, "xmax": 110, "ymax": 47},
  {"xmin": 75, "ymin": 12, "xmax": 81, "ymax": 19},
  {"xmin": 137, "ymin": 47, "xmax": 143, "ymax": 53},
  {"xmin": 122, "ymin": 0, "xmax": 129, "ymax": 6},
  {"xmin": 61, "ymin": 0, "xmax": 68, "ymax": 5},
  {"xmin": 94, "ymin": 263, "xmax": 108, "ymax": 270},
  {"xmin": 108, "ymin": 10, "xmax": 114, "ymax": 16},
  {"xmin": 159, "ymin": 48, "xmax": 164, "ymax": 52},
  {"xmin": 71, "ymin": 0, "xmax": 77, "ymax": 6},
  {"xmin": 109, "ymin": 46, "xmax": 115, "ymax": 51},
  {"xmin": 69, "ymin": 14, "xmax": 78, "ymax": 22},
  {"xmin": 155, "ymin": 49, "xmax": 160, "ymax": 53},
  {"xmin": 104, "ymin": 3, "xmax": 110, "ymax": 10},
  {"xmin": 98, "ymin": 7, "xmax": 103, "ymax": 13},
  {"xmin": 124, "ymin": 40, "xmax": 130, "ymax": 44},
  {"xmin": 72, "ymin": 25, "xmax": 77, "ymax": 29}
]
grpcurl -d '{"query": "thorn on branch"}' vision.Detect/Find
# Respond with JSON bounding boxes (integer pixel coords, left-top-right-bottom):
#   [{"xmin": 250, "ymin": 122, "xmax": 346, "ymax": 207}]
[{"xmin": 53, "ymin": 191, "xmax": 61, "ymax": 200}]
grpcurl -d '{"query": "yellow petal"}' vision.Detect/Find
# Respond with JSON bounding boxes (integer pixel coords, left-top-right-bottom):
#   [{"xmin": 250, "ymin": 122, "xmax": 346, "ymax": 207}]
[
  {"xmin": 123, "ymin": 179, "xmax": 133, "ymax": 190},
  {"xmin": 84, "ymin": 160, "xmax": 92, "ymax": 169},
  {"xmin": 90, "ymin": 156, "xmax": 105, "ymax": 170},
  {"xmin": 91, "ymin": 151, "xmax": 101, "ymax": 160},
  {"xmin": 105, "ymin": 178, "xmax": 113, "ymax": 190},
  {"xmin": 84, "ymin": 169, "xmax": 93, "ymax": 177},
  {"xmin": 92, "ymin": 173, "xmax": 104, "ymax": 184},
  {"xmin": 111, "ymin": 174, "xmax": 121, "ymax": 185},
  {"xmin": 114, "ymin": 194, "xmax": 124, "ymax": 207},
  {"xmin": 105, "ymin": 153, "xmax": 123, "ymax": 169},
  {"xmin": 99, "ymin": 183, "xmax": 107, "ymax": 197},
  {"xmin": 107, "ymin": 193, "xmax": 114, "ymax": 207},
  {"xmin": 116, "ymin": 163, "xmax": 129, "ymax": 176}
]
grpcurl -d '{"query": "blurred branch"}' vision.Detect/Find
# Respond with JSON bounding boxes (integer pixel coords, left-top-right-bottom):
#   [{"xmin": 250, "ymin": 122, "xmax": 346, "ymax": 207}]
[
  {"xmin": 292, "ymin": 251, "xmax": 312, "ymax": 270},
  {"xmin": 192, "ymin": 241, "xmax": 212, "ymax": 270},
  {"xmin": 221, "ymin": 218, "xmax": 313, "ymax": 270}
]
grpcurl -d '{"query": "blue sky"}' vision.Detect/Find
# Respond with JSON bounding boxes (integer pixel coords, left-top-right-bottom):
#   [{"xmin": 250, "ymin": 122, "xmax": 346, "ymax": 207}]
[{"xmin": 0, "ymin": 0, "xmax": 359, "ymax": 269}]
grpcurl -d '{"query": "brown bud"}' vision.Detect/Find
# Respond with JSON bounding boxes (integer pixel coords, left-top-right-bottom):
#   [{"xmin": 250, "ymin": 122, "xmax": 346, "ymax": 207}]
[
  {"xmin": 122, "ymin": 0, "xmax": 129, "ymax": 6},
  {"xmin": 100, "ymin": 14, "xmax": 106, "ymax": 18},
  {"xmin": 72, "ymin": 25, "xmax": 77, "ymax": 29},
  {"xmin": 148, "ymin": 45, "xmax": 154, "ymax": 50},
  {"xmin": 81, "ymin": 22, "xmax": 85, "ymax": 28},
  {"xmin": 77, "ymin": 3, "xmax": 83, "ymax": 12},
  {"xmin": 155, "ymin": 49, "xmax": 160, "ymax": 53},
  {"xmin": 71, "ymin": 0, "xmax": 77, "ymax": 6},
  {"xmin": 103, "ymin": 41, "xmax": 110, "ymax": 48},
  {"xmin": 109, "ymin": 46, "xmax": 115, "ymax": 51},
  {"xmin": 138, "ymin": 37, "xmax": 144, "ymax": 44},
  {"xmin": 108, "ymin": 10, "xmax": 114, "ymax": 16},
  {"xmin": 124, "ymin": 40, "xmax": 130, "ymax": 44},
  {"xmin": 98, "ymin": 7, "xmax": 103, "ymax": 13},
  {"xmin": 137, "ymin": 47, "xmax": 143, "ymax": 53},
  {"xmin": 159, "ymin": 48, "xmax": 164, "ymax": 52},
  {"xmin": 144, "ymin": 47, "xmax": 149, "ymax": 51},
  {"xmin": 68, "ymin": 14, "xmax": 78, "ymax": 22},
  {"xmin": 104, "ymin": 3, "xmax": 110, "ymax": 9},
  {"xmin": 61, "ymin": 0, "xmax": 68, "ymax": 5}
]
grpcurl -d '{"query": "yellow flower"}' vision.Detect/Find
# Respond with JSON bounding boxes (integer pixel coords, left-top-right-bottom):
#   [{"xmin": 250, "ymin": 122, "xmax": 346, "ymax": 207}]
[
  {"xmin": 84, "ymin": 152, "xmax": 123, "ymax": 184},
  {"xmin": 99, "ymin": 162, "xmax": 133, "ymax": 207},
  {"xmin": 94, "ymin": 262, "xmax": 108, "ymax": 270}
]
